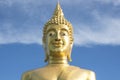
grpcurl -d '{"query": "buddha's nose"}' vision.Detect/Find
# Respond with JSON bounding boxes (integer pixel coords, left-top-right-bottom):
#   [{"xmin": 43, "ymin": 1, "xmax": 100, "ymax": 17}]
[
  {"xmin": 55, "ymin": 38, "xmax": 61, "ymax": 41},
  {"xmin": 55, "ymin": 32, "xmax": 61, "ymax": 41}
]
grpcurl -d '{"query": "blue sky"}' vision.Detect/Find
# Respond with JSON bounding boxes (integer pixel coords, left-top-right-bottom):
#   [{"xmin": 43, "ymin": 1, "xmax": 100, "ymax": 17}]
[{"xmin": 0, "ymin": 0, "xmax": 120, "ymax": 80}]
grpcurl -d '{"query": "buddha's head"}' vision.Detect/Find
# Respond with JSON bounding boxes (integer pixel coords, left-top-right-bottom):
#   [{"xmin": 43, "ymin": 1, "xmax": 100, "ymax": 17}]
[{"xmin": 42, "ymin": 3, "xmax": 74, "ymax": 62}]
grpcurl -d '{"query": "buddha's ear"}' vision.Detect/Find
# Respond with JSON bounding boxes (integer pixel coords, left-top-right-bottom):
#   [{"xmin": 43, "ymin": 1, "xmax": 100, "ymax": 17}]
[
  {"xmin": 70, "ymin": 38, "xmax": 74, "ymax": 47},
  {"xmin": 71, "ymin": 42, "xmax": 73, "ymax": 47},
  {"xmin": 44, "ymin": 54, "xmax": 49, "ymax": 62},
  {"xmin": 42, "ymin": 37, "xmax": 45, "ymax": 48},
  {"xmin": 67, "ymin": 39, "xmax": 73, "ymax": 62},
  {"xmin": 43, "ymin": 44, "xmax": 49, "ymax": 62},
  {"xmin": 42, "ymin": 43, "xmax": 45, "ymax": 49},
  {"xmin": 67, "ymin": 44, "xmax": 72, "ymax": 62},
  {"xmin": 42, "ymin": 38, "xmax": 48, "ymax": 62}
]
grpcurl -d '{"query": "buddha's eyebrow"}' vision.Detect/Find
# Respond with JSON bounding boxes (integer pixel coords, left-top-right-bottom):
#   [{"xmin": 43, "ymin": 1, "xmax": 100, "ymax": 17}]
[
  {"xmin": 47, "ymin": 28, "xmax": 56, "ymax": 33},
  {"xmin": 61, "ymin": 28, "xmax": 69, "ymax": 33}
]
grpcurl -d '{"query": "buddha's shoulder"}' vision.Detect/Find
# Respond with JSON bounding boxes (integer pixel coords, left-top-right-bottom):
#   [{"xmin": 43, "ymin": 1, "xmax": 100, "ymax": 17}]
[
  {"xmin": 23, "ymin": 67, "xmax": 47, "ymax": 75},
  {"xmin": 22, "ymin": 67, "xmax": 46, "ymax": 78},
  {"xmin": 58, "ymin": 65, "xmax": 96, "ymax": 80},
  {"xmin": 66, "ymin": 65, "xmax": 95, "ymax": 74}
]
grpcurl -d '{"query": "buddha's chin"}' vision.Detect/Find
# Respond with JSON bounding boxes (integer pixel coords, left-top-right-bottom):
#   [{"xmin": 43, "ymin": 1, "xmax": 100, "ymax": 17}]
[
  {"xmin": 49, "ymin": 46, "xmax": 64, "ymax": 52},
  {"xmin": 51, "ymin": 49, "xmax": 63, "ymax": 53}
]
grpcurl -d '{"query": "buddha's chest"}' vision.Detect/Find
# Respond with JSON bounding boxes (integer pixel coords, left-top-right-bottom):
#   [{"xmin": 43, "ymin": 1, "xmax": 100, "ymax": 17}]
[
  {"xmin": 31, "ymin": 70, "xmax": 88, "ymax": 80},
  {"xmin": 31, "ymin": 71, "xmax": 58, "ymax": 80}
]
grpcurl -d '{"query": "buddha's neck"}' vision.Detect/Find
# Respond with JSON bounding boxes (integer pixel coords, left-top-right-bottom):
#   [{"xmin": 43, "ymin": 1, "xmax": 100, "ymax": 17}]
[{"xmin": 48, "ymin": 56, "xmax": 68, "ymax": 64}]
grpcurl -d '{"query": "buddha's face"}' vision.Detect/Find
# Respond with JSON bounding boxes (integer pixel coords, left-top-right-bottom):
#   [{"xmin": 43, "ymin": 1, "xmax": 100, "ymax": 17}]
[{"xmin": 44, "ymin": 24, "xmax": 72, "ymax": 57}]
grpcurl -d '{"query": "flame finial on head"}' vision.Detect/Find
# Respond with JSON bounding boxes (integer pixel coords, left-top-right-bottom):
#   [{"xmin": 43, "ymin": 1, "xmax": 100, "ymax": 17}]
[
  {"xmin": 44, "ymin": 2, "xmax": 73, "ymax": 27},
  {"xmin": 53, "ymin": 2, "xmax": 64, "ymax": 17}
]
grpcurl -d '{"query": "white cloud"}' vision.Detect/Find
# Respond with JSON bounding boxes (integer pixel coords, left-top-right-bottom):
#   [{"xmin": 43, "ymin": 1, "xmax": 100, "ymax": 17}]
[
  {"xmin": 0, "ymin": 0, "xmax": 55, "ymax": 6},
  {"xmin": 0, "ymin": 22, "xmax": 42, "ymax": 44},
  {"xmin": 1, "ymin": 0, "xmax": 120, "ymax": 6},
  {"xmin": 96, "ymin": 0, "xmax": 120, "ymax": 6},
  {"xmin": 60, "ymin": 0, "xmax": 120, "ymax": 7},
  {"xmin": 1, "ymin": 15, "xmax": 120, "ymax": 46},
  {"xmin": 74, "ymin": 11, "xmax": 120, "ymax": 46},
  {"xmin": 0, "ymin": 32, "xmax": 42, "ymax": 45},
  {"xmin": 0, "ymin": 0, "xmax": 120, "ymax": 46}
]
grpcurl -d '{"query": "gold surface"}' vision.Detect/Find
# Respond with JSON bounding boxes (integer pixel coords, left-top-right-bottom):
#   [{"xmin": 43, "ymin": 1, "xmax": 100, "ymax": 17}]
[{"xmin": 22, "ymin": 2, "xmax": 96, "ymax": 80}]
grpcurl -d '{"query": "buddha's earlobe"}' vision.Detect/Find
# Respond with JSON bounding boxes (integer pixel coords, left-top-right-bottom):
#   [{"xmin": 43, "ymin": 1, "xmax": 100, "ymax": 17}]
[
  {"xmin": 44, "ymin": 43, "xmax": 49, "ymax": 62},
  {"xmin": 67, "ymin": 42, "xmax": 73, "ymax": 62}
]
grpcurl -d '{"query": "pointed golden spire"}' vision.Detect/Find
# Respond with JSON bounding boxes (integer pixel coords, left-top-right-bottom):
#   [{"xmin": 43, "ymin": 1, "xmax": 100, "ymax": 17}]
[
  {"xmin": 44, "ymin": 2, "xmax": 72, "ymax": 26},
  {"xmin": 53, "ymin": 2, "xmax": 64, "ymax": 17}
]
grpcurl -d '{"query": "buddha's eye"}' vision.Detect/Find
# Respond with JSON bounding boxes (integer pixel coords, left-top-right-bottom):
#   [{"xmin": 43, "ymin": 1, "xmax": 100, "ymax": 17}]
[
  {"xmin": 61, "ymin": 31, "xmax": 67, "ymax": 36},
  {"xmin": 61, "ymin": 33, "xmax": 65, "ymax": 36},
  {"xmin": 49, "ymin": 33, "xmax": 53, "ymax": 36},
  {"xmin": 48, "ymin": 31, "xmax": 55, "ymax": 37}
]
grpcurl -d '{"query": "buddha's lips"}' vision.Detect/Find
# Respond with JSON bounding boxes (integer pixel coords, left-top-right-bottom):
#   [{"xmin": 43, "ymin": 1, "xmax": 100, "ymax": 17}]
[{"xmin": 52, "ymin": 42, "xmax": 63, "ymax": 46}]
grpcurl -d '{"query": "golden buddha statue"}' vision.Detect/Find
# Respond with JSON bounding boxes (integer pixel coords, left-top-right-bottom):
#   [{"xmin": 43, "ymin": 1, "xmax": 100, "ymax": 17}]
[{"xmin": 22, "ymin": 3, "xmax": 96, "ymax": 80}]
